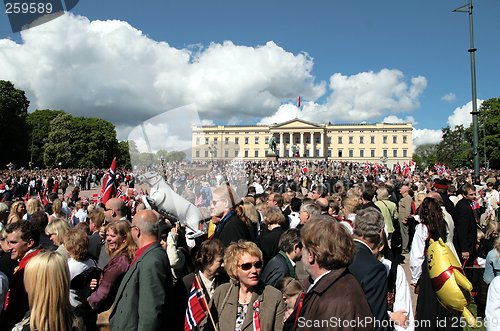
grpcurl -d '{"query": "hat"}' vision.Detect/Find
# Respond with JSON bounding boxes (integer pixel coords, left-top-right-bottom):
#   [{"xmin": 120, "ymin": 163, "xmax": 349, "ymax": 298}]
[{"xmin": 433, "ymin": 178, "xmax": 449, "ymax": 190}]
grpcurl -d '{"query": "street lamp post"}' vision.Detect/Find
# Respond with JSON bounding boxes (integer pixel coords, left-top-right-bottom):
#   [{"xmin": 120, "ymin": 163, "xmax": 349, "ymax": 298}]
[{"xmin": 454, "ymin": 0, "xmax": 480, "ymax": 181}]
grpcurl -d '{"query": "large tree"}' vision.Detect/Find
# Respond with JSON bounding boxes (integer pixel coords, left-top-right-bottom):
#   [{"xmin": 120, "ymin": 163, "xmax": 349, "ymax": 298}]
[
  {"xmin": 478, "ymin": 98, "xmax": 500, "ymax": 169},
  {"xmin": 412, "ymin": 143, "xmax": 438, "ymax": 170},
  {"xmin": 43, "ymin": 113, "xmax": 73, "ymax": 168},
  {"xmin": 435, "ymin": 125, "xmax": 472, "ymax": 169},
  {"xmin": 0, "ymin": 80, "xmax": 30, "ymax": 167},
  {"xmin": 26, "ymin": 109, "xmax": 65, "ymax": 168},
  {"xmin": 70, "ymin": 117, "xmax": 118, "ymax": 168}
]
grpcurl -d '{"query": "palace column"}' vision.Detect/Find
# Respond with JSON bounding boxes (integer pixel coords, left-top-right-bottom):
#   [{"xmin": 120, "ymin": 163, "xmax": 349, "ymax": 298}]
[
  {"xmin": 289, "ymin": 132, "xmax": 294, "ymax": 157},
  {"xmin": 279, "ymin": 132, "xmax": 284, "ymax": 157},
  {"xmin": 320, "ymin": 131, "xmax": 325, "ymax": 157},
  {"xmin": 310, "ymin": 132, "xmax": 315, "ymax": 158},
  {"xmin": 300, "ymin": 132, "xmax": 304, "ymax": 157}
]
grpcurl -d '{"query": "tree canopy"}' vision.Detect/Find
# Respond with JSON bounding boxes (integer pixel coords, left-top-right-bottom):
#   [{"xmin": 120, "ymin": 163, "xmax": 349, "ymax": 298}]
[{"xmin": 0, "ymin": 80, "xmax": 30, "ymax": 166}]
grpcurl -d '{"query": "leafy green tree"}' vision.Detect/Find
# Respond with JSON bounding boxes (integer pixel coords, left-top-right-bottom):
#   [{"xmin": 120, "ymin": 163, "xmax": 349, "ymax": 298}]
[
  {"xmin": 26, "ymin": 109, "xmax": 64, "ymax": 168},
  {"xmin": 0, "ymin": 80, "xmax": 30, "ymax": 167},
  {"xmin": 43, "ymin": 113, "xmax": 73, "ymax": 168},
  {"xmin": 478, "ymin": 98, "xmax": 500, "ymax": 169},
  {"xmin": 413, "ymin": 144, "xmax": 438, "ymax": 170},
  {"xmin": 436, "ymin": 125, "xmax": 472, "ymax": 169},
  {"xmin": 70, "ymin": 117, "xmax": 118, "ymax": 168}
]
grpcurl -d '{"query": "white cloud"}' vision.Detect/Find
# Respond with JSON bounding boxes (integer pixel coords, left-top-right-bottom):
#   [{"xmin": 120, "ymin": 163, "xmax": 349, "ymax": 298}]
[
  {"xmin": 441, "ymin": 93, "xmax": 456, "ymax": 103},
  {"xmin": 0, "ymin": 13, "xmax": 325, "ymax": 137},
  {"xmin": 412, "ymin": 128, "xmax": 443, "ymax": 148},
  {"xmin": 0, "ymin": 14, "xmax": 432, "ymax": 142},
  {"xmin": 446, "ymin": 99, "xmax": 483, "ymax": 129},
  {"xmin": 323, "ymin": 69, "xmax": 427, "ymax": 122},
  {"xmin": 382, "ymin": 115, "xmax": 416, "ymax": 124}
]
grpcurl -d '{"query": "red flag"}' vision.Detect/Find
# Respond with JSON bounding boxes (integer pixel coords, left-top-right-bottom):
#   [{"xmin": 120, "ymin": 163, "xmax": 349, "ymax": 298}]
[
  {"xmin": 297, "ymin": 96, "xmax": 301, "ymax": 108},
  {"xmin": 101, "ymin": 157, "xmax": 117, "ymax": 204},
  {"xmin": 185, "ymin": 275, "xmax": 209, "ymax": 331},
  {"xmin": 92, "ymin": 194, "xmax": 99, "ymax": 205},
  {"xmin": 52, "ymin": 179, "xmax": 58, "ymax": 193}
]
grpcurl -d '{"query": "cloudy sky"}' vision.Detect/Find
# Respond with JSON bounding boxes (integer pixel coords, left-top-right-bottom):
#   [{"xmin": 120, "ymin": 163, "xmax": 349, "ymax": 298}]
[{"xmin": 0, "ymin": 0, "xmax": 498, "ymax": 152}]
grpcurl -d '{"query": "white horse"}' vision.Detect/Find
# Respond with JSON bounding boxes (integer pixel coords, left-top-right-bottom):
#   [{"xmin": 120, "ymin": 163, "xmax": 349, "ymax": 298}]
[{"xmin": 138, "ymin": 171, "xmax": 203, "ymax": 237}]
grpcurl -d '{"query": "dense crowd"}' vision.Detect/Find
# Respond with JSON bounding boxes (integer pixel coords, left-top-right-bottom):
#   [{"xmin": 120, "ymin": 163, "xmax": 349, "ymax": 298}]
[{"xmin": 0, "ymin": 160, "xmax": 499, "ymax": 331}]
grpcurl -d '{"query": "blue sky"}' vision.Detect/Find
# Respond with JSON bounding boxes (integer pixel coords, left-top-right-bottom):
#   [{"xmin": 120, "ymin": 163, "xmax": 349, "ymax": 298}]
[{"xmin": 1, "ymin": 0, "xmax": 499, "ymax": 149}]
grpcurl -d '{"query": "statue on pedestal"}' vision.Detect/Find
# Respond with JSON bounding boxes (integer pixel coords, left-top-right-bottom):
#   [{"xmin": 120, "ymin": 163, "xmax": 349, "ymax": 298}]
[{"xmin": 268, "ymin": 136, "xmax": 277, "ymax": 156}]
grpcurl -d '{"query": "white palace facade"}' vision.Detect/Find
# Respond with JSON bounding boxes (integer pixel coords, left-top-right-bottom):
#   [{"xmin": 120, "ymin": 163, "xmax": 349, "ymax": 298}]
[{"xmin": 191, "ymin": 119, "xmax": 413, "ymax": 166}]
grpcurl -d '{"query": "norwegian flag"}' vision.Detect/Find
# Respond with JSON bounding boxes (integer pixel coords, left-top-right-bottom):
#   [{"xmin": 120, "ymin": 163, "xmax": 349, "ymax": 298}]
[
  {"xmin": 185, "ymin": 274, "xmax": 209, "ymax": 331},
  {"xmin": 101, "ymin": 157, "xmax": 117, "ymax": 204},
  {"xmin": 92, "ymin": 194, "xmax": 99, "ymax": 205},
  {"xmin": 395, "ymin": 162, "xmax": 401, "ymax": 175},
  {"xmin": 402, "ymin": 162, "xmax": 411, "ymax": 177},
  {"xmin": 297, "ymin": 96, "xmax": 301, "ymax": 108}
]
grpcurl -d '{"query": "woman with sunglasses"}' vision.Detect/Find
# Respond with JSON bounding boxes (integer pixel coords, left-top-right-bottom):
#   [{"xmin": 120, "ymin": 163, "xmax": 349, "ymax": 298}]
[{"xmin": 203, "ymin": 240, "xmax": 285, "ymax": 331}]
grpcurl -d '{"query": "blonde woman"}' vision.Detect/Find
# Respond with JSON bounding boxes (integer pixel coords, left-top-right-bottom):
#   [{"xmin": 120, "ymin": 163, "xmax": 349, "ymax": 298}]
[
  {"xmin": 23, "ymin": 198, "xmax": 43, "ymax": 221},
  {"xmin": 88, "ymin": 220, "xmax": 136, "ymax": 312},
  {"xmin": 7, "ymin": 201, "xmax": 26, "ymax": 223},
  {"xmin": 49, "ymin": 199, "xmax": 66, "ymax": 222},
  {"xmin": 12, "ymin": 251, "xmax": 84, "ymax": 331},
  {"xmin": 45, "ymin": 218, "xmax": 71, "ymax": 259},
  {"xmin": 203, "ymin": 240, "xmax": 285, "ymax": 331}
]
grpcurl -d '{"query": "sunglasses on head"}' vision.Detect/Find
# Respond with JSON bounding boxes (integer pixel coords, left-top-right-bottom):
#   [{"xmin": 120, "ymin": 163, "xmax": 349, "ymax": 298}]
[{"xmin": 238, "ymin": 260, "xmax": 263, "ymax": 271}]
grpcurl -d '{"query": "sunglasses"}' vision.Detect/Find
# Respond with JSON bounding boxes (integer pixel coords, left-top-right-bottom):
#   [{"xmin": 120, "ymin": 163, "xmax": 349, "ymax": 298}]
[{"xmin": 238, "ymin": 260, "xmax": 263, "ymax": 271}]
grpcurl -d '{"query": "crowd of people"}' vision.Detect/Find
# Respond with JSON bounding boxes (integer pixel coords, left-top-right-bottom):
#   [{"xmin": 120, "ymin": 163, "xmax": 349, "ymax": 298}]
[{"xmin": 0, "ymin": 160, "xmax": 499, "ymax": 330}]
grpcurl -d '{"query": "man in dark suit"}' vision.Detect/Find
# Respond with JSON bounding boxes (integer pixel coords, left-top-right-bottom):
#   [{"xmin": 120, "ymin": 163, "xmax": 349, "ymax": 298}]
[
  {"xmin": 349, "ymin": 208, "xmax": 394, "ymax": 331},
  {"xmin": 109, "ymin": 210, "xmax": 173, "ymax": 331},
  {"xmin": 290, "ymin": 215, "xmax": 373, "ymax": 331},
  {"xmin": 261, "ymin": 228, "xmax": 302, "ymax": 287},
  {"xmin": 211, "ymin": 185, "xmax": 251, "ymax": 247},
  {"xmin": 453, "ymin": 183, "xmax": 478, "ymax": 267},
  {"xmin": 88, "ymin": 209, "xmax": 104, "ymax": 261}
]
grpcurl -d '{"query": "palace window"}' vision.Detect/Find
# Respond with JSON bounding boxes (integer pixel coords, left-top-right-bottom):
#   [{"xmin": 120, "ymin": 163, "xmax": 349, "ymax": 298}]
[
  {"xmin": 371, "ymin": 149, "xmax": 375, "ymax": 157},
  {"xmin": 235, "ymin": 137, "xmax": 239, "ymax": 144},
  {"xmin": 349, "ymin": 149, "xmax": 353, "ymax": 157},
  {"xmin": 403, "ymin": 149, "xmax": 408, "ymax": 158},
  {"xmin": 392, "ymin": 136, "xmax": 397, "ymax": 144},
  {"xmin": 403, "ymin": 135, "xmax": 408, "ymax": 144},
  {"xmin": 255, "ymin": 137, "xmax": 259, "ymax": 144},
  {"xmin": 244, "ymin": 150, "xmax": 249, "ymax": 158},
  {"xmin": 360, "ymin": 136, "xmax": 364, "ymax": 144},
  {"xmin": 195, "ymin": 150, "xmax": 200, "ymax": 157},
  {"xmin": 224, "ymin": 150, "xmax": 229, "ymax": 158},
  {"xmin": 214, "ymin": 138, "xmax": 218, "ymax": 144},
  {"xmin": 383, "ymin": 149, "xmax": 388, "ymax": 157},
  {"xmin": 393, "ymin": 149, "xmax": 398, "ymax": 157},
  {"xmin": 370, "ymin": 136, "xmax": 375, "ymax": 144},
  {"xmin": 383, "ymin": 136, "xmax": 388, "ymax": 144},
  {"xmin": 349, "ymin": 136, "xmax": 353, "ymax": 144},
  {"xmin": 338, "ymin": 150, "xmax": 343, "ymax": 158},
  {"xmin": 338, "ymin": 137, "xmax": 342, "ymax": 144},
  {"xmin": 360, "ymin": 149, "xmax": 365, "ymax": 157},
  {"xmin": 196, "ymin": 137, "xmax": 200, "ymax": 145},
  {"xmin": 245, "ymin": 137, "xmax": 249, "ymax": 144},
  {"xmin": 205, "ymin": 150, "xmax": 209, "ymax": 157},
  {"xmin": 205, "ymin": 137, "xmax": 209, "ymax": 145},
  {"xmin": 255, "ymin": 150, "xmax": 259, "ymax": 157}
]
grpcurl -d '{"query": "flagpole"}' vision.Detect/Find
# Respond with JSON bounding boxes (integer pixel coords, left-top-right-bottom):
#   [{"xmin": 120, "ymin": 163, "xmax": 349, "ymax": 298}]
[
  {"xmin": 453, "ymin": 0, "xmax": 480, "ymax": 181},
  {"xmin": 194, "ymin": 274, "xmax": 219, "ymax": 331}
]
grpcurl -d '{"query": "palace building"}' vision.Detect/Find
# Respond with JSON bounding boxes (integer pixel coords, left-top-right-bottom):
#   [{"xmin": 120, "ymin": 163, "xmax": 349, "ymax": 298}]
[{"xmin": 191, "ymin": 119, "xmax": 413, "ymax": 166}]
